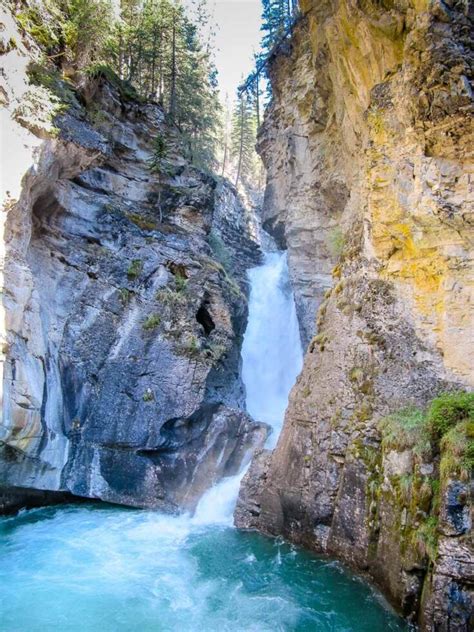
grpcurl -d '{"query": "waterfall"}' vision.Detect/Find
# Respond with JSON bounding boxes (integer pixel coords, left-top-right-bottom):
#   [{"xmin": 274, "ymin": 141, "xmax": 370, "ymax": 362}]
[
  {"xmin": 193, "ymin": 249, "xmax": 303, "ymax": 522},
  {"xmin": 242, "ymin": 251, "xmax": 303, "ymax": 446}
]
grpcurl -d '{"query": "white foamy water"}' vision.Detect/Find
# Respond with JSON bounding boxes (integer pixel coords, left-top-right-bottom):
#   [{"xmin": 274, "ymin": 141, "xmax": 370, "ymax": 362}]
[
  {"xmin": 192, "ymin": 249, "xmax": 302, "ymax": 522},
  {"xmin": 242, "ymin": 251, "xmax": 303, "ymax": 446}
]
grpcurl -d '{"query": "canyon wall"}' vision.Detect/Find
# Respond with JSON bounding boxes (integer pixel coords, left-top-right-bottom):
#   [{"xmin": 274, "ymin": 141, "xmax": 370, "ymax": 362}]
[
  {"xmin": 237, "ymin": 0, "xmax": 473, "ymax": 628},
  {"xmin": 0, "ymin": 8, "xmax": 266, "ymax": 513}
]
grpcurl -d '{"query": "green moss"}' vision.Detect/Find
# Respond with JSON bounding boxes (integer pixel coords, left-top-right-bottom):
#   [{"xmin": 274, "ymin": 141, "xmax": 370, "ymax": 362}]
[
  {"xmin": 27, "ymin": 62, "xmax": 76, "ymax": 106},
  {"xmin": 143, "ymin": 314, "xmax": 161, "ymax": 331},
  {"xmin": 375, "ymin": 392, "xmax": 473, "ymax": 567},
  {"xmin": 208, "ymin": 231, "xmax": 231, "ymax": 271},
  {"xmin": 413, "ymin": 516, "xmax": 438, "ymax": 562},
  {"xmin": 17, "ymin": 6, "xmax": 59, "ymax": 51},
  {"xmin": 127, "ymin": 259, "xmax": 143, "ymax": 280},
  {"xmin": 85, "ymin": 63, "xmax": 141, "ymax": 101},
  {"xmin": 127, "ymin": 213, "xmax": 157, "ymax": 231},
  {"xmin": 440, "ymin": 420, "xmax": 474, "ymax": 482},
  {"xmin": 398, "ymin": 474, "xmax": 413, "ymax": 503},
  {"xmin": 379, "ymin": 407, "xmax": 432, "ymax": 458},
  {"xmin": 427, "ymin": 391, "xmax": 474, "ymax": 438},
  {"xmin": 142, "ymin": 389, "xmax": 154, "ymax": 402}
]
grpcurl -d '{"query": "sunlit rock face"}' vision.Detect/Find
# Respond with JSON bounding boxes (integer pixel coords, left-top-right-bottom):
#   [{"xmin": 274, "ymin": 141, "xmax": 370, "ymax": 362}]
[
  {"xmin": 237, "ymin": 0, "xmax": 473, "ymax": 628},
  {"xmin": 0, "ymin": 12, "xmax": 267, "ymax": 512}
]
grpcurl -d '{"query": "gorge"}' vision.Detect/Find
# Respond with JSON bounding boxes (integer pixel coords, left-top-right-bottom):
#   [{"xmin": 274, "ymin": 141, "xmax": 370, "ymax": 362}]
[
  {"xmin": 0, "ymin": 243, "xmax": 408, "ymax": 631},
  {"xmin": 1, "ymin": 0, "xmax": 473, "ymax": 630}
]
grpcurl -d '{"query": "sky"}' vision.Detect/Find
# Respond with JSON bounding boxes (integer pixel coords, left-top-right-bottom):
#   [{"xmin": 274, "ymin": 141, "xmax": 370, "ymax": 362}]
[{"xmin": 209, "ymin": 1, "xmax": 263, "ymax": 102}]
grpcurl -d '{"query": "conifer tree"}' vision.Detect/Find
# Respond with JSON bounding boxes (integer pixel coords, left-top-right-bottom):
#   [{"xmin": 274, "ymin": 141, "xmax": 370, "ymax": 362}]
[{"xmin": 231, "ymin": 93, "xmax": 257, "ymax": 187}]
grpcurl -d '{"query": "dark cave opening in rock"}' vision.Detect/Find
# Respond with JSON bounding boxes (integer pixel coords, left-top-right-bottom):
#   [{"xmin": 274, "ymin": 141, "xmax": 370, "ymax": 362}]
[{"xmin": 196, "ymin": 301, "xmax": 215, "ymax": 336}]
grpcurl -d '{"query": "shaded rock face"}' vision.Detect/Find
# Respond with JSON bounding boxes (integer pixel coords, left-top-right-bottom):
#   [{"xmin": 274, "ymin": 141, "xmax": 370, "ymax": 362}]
[
  {"xmin": 0, "ymin": 14, "xmax": 266, "ymax": 512},
  {"xmin": 237, "ymin": 0, "xmax": 473, "ymax": 628}
]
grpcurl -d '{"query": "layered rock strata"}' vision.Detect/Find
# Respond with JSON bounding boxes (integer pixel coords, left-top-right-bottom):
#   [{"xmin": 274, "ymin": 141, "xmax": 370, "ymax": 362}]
[{"xmin": 237, "ymin": 0, "xmax": 473, "ymax": 628}]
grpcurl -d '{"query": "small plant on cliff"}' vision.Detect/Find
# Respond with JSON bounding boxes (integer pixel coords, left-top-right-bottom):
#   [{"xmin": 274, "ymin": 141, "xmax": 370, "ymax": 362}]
[
  {"xmin": 142, "ymin": 388, "xmax": 154, "ymax": 402},
  {"xmin": 174, "ymin": 272, "xmax": 188, "ymax": 293},
  {"xmin": 440, "ymin": 420, "xmax": 474, "ymax": 482},
  {"xmin": 427, "ymin": 392, "xmax": 474, "ymax": 438},
  {"xmin": 156, "ymin": 287, "xmax": 186, "ymax": 307},
  {"xmin": 414, "ymin": 516, "xmax": 439, "ymax": 562},
  {"xmin": 208, "ymin": 231, "xmax": 231, "ymax": 271},
  {"xmin": 86, "ymin": 63, "xmax": 140, "ymax": 101},
  {"xmin": 127, "ymin": 213, "xmax": 157, "ymax": 232},
  {"xmin": 379, "ymin": 407, "xmax": 431, "ymax": 458},
  {"xmin": 184, "ymin": 334, "xmax": 200, "ymax": 357},
  {"xmin": 143, "ymin": 314, "xmax": 161, "ymax": 331},
  {"xmin": 148, "ymin": 134, "xmax": 168, "ymax": 173},
  {"xmin": 118, "ymin": 288, "xmax": 131, "ymax": 305},
  {"xmin": 127, "ymin": 259, "xmax": 143, "ymax": 280}
]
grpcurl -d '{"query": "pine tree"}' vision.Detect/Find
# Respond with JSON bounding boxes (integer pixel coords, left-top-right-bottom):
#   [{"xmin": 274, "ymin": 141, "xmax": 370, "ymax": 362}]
[
  {"xmin": 260, "ymin": 0, "xmax": 290, "ymax": 54},
  {"xmin": 231, "ymin": 93, "xmax": 257, "ymax": 187}
]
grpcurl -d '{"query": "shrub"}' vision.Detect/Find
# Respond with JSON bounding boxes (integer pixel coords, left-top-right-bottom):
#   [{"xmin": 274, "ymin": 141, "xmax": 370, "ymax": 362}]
[
  {"xmin": 127, "ymin": 259, "xmax": 143, "ymax": 280},
  {"xmin": 175, "ymin": 273, "xmax": 187, "ymax": 293},
  {"xmin": 143, "ymin": 314, "xmax": 161, "ymax": 331},
  {"xmin": 427, "ymin": 391, "xmax": 474, "ymax": 438},
  {"xmin": 118, "ymin": 288, "xmax": 131, "ymax": 305}
]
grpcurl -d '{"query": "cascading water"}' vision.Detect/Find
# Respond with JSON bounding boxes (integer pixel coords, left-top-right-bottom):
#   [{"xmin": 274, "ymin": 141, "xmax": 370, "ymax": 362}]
[
  {"xmin": 242, "ymin": 251, "xmax": 303, "ymax": 446},
  {"xmin": 0, "ymin": 251, "xmax": 408, "ymax": 632}
]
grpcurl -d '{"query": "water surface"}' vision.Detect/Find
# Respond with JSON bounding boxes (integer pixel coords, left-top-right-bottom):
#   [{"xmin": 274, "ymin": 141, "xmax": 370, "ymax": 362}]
[{"xmin": 0, "ymin": 503, "xmax": 408, "ymax": 632}]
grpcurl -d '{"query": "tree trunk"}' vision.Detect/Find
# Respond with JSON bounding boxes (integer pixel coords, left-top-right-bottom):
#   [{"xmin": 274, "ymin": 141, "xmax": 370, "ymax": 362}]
[
  {"xmin": 235, "ymin": 97, "xmax": 244, "ymax": 187},
  {"xmin": 169, "ymin": 11, "xmax": 177, "ymax": 121}
]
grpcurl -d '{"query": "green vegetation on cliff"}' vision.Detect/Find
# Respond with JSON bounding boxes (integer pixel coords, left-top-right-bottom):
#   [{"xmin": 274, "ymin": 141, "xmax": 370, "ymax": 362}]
[
  {"xmin": 14, "ymin": 0, "xmax": 221, "ymax": 170},
  {"xmin": 376, "ymin": 391, "xmax": 473, "ymax": 563}
]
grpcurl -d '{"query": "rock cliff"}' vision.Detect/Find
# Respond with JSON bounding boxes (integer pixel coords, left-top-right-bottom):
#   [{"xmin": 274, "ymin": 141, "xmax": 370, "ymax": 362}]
[
  {"xmin": 236, "ymin": 0, "xmax": 473, "ymax": 629},
  {"xmin": 0, "ymin": 8, "xmax": 267, "ymax": 513}
]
